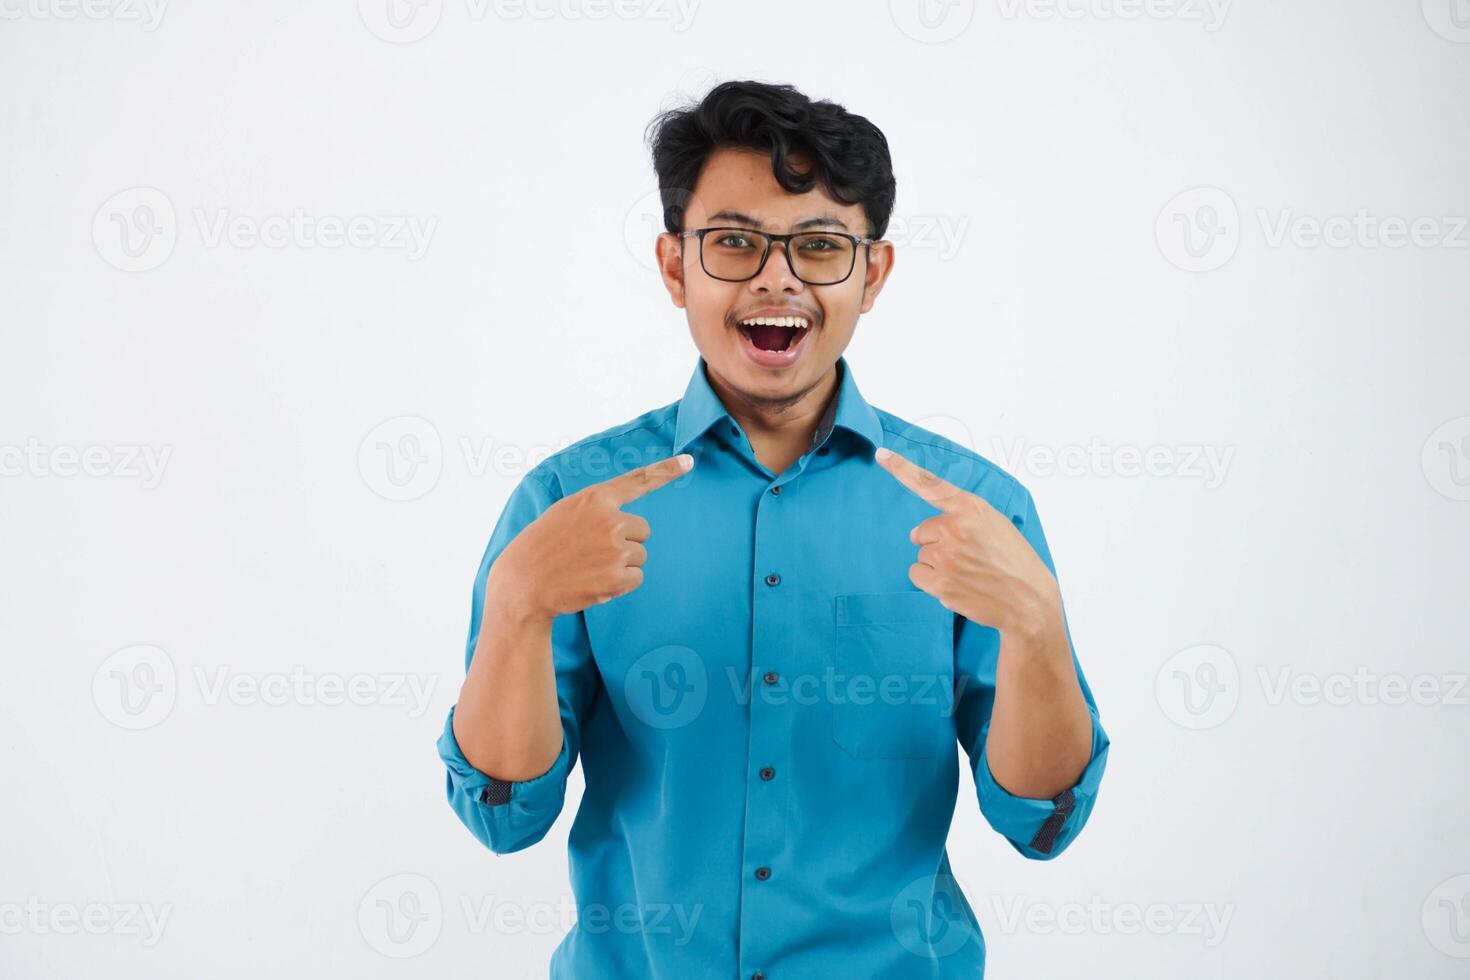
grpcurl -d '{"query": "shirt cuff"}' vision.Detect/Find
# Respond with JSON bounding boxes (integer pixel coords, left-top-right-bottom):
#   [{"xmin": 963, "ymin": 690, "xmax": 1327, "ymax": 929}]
[
  {"xmin": 437, "ymin": 705, "xmax": 571, "ymax": 816},
  {"xmin": 974, "ymin": 706, "xmax": 1110, "ymax": 859}
]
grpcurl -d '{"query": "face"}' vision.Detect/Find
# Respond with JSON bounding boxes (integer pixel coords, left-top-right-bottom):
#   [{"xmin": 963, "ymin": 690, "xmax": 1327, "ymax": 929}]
[{"xmin": 655, "ymin": 147, "xmax": 895, "ymax": 409}]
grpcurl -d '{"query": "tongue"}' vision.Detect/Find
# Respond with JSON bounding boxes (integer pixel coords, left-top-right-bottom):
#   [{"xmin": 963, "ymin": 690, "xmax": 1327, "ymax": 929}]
[{"xmin": 747, "ymin": 323, "xmax": 793, "ymax": 351}]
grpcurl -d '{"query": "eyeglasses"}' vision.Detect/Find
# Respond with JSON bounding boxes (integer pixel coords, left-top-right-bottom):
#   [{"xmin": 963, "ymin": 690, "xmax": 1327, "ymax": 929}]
[{"xmin": 676, "ymin": 226, "xmax": 876, "ymax": 285}]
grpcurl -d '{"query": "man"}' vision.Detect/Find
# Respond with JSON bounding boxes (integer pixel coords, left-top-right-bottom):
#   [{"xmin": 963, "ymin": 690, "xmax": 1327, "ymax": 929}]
[{"xmin": 437, "ymin": 79, "xmax": 1110, "ymax": 978}]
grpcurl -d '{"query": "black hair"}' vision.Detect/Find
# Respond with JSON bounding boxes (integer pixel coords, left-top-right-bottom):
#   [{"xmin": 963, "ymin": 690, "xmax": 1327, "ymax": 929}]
[{"xmin": 644, "ymin": 79, "xmax": 897, "ymax": 239}]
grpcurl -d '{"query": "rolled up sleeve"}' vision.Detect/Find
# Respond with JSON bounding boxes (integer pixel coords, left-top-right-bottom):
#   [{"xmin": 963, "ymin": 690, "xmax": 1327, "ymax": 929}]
[
  {"xmin": 436, "ymin": 468, "xmax": 600, "ymax": 855},
  {"xmin": 972, "ymin": 704, "xmax": 1110, "ymax": 859},
  {"xmin": 438, "ymin": 705, "xmax": 577, "ymax": 854},
  {"xmin": 956, "ymin": 479, "xmax": 1111, "ymax": 860}
]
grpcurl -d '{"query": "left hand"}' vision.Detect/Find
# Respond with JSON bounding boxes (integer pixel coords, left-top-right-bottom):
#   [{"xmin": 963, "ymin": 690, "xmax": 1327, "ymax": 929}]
[{"xmin": 875, "ymin": 447, "xmax": 1062, "ymax": 642}]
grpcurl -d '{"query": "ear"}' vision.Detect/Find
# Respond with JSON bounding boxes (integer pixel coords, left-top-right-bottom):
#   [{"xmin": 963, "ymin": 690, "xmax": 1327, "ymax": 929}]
[
  {"xmin": 655, "ymin": 232, "xmax": 687, "ymax": 309},
  {"xmin": 858, "ymin": 240, "xmax": 896, "ymax": 315}
]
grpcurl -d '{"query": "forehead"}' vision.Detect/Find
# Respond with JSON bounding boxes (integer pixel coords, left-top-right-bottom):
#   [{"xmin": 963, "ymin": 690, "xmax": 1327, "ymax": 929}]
[{"xmin": 683, "ymin": 146, "xmax": 864, "ymax": 233}]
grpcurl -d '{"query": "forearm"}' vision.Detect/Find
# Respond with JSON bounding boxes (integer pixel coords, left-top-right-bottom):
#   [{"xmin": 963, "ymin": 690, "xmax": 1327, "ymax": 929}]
[
  {"xmin": 984, "ymin": 612, "xmax": 1095, "ymax": 799},
  {"xmin": 452, "ymin": 571, "xmax": 564, "ymax": 782}
]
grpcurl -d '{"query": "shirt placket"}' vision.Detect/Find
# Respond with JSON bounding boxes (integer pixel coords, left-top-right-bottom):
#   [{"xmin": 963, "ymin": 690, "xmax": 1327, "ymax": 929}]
[{"xmin": 733, "ymin": 427, "xmax": 813, "ymax": 980}]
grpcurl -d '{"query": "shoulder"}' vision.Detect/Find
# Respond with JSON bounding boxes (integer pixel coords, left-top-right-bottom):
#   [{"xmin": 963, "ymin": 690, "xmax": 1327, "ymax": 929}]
[
  {"xmin": 872, "ymin": 407, "xmax": 1031, "ymax": 517},
  {"xmin": 526, "ymin": 400, "xmax": 682, "ymax": 497}
]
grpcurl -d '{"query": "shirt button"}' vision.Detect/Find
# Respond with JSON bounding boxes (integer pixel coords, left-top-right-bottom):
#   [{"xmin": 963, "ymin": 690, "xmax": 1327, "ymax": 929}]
[
  {"xmin": 763, "ymin": 671, "xmax": 778, "ymax": 685},
  {"xmin": 764, "ymin": 573, "xmax": 780, "ymax": 586},
  {"xmin": 755, "ymin": 866, "xmax": 771, "ymax": 880},
  {"xmin": 770, "ymin": 485, "xmax": 781, "ymax": 495},
  {"xmin": 760, "ymin": 766, "xmax": 775, "ymax": 781},
  {"xmin": 817, "ymin": 446, "xmax": 829, "ymax": 456},
  {"xmin": 753, "ymin": 973, "xmax": 766, "ymax": 980}
]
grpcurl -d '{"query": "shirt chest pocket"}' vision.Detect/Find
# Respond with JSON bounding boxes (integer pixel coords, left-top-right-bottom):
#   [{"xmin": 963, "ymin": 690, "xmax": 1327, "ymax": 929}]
[{"xmin": 829, "ymin": 591, "xmax": 954, "ymax": 760}]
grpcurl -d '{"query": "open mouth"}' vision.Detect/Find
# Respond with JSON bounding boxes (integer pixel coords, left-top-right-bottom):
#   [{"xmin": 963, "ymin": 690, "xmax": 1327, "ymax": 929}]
[{"xmin": 736, "ymin": 314, "xmax": 813, "ymax": 354}]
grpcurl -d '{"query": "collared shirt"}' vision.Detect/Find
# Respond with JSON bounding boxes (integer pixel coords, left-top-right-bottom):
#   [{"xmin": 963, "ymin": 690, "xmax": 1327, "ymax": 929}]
[{"xmin": 437, "ymin": 354, "xmax": 1111, "ymax": 978}]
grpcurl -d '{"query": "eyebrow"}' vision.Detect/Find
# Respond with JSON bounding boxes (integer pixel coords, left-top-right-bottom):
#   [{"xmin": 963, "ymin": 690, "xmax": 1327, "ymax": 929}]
[{"xmin": 705, "ymin": 210, "xmax": 851, "ymax": 233}]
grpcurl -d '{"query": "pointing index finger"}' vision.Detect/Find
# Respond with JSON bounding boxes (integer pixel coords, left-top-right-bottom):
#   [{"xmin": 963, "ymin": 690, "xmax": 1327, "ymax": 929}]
[
  {"xmin": 874, "ymin": 446, "xmax": 968, "ymax": 512},
  {"xmin": 603, "ymin": 453, "xmax": 694, "ymax": 507}
]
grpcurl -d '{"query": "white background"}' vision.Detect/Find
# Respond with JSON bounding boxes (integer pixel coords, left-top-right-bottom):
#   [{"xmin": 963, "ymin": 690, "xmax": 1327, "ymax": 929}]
[{"xmin": 2, "ymin": 1, "xmax": 1468, "ymax": 977}]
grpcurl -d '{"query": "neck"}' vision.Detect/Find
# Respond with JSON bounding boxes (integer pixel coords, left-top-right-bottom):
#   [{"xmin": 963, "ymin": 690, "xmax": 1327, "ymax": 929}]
[{"xmin": 705, "ymin": 362, "xmax": 840, "ymax": 474}]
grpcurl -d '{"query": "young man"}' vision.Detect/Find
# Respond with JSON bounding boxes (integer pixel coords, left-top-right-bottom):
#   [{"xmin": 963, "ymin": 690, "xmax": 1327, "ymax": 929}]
[{"xmin": 438, "ymin": 80, "xmax": 1110, "ymax": 978}]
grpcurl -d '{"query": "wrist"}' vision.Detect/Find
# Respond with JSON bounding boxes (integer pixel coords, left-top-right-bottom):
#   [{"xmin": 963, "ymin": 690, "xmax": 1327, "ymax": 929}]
[
  {"xmin": 485, "ymin": 562, "xmax": 553, "ymax": 633},
  {"xmin": 1001, "ymin": 583, "xmax": 1065, "ymax": 657}
]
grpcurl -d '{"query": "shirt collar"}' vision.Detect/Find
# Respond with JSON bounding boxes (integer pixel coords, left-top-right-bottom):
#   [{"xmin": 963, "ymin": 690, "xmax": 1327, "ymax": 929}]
[{"xmin": 672, "ymin": 354, "xmax": 884, "ymax": 456}]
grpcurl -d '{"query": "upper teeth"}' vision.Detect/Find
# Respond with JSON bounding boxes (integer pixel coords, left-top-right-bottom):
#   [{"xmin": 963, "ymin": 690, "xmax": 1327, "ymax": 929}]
[{"xmin": 740, "ymin": 315, "xmax": 810, "ymax": 329}]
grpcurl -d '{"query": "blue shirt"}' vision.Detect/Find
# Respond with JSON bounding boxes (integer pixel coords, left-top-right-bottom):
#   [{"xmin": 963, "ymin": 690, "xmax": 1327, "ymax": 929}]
[{"xmin": 437, "ymin": 354, "xmax": 1111, "ymax": 978}]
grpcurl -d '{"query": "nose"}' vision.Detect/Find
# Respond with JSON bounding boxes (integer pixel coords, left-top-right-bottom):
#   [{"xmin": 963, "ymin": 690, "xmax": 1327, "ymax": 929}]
[{"xmin": 750, "ymin": 239, "xmax": 803, "ymax": 293}]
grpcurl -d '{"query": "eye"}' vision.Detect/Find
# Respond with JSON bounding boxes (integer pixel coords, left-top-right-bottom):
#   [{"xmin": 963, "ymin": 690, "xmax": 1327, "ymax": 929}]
[
  {"xmin": 714, "ymin": 232, "xmax": 758, "ymax": 249},
  {"xmin": 797, "ymin": 236, "xmax": 842, "ymax": 252}
]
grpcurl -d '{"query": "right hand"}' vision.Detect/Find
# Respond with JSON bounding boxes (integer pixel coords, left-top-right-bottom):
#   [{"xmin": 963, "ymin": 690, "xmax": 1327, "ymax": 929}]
[{"xmin": 486, "ymin": 454, "xmax": 694, "ymax": 623}]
